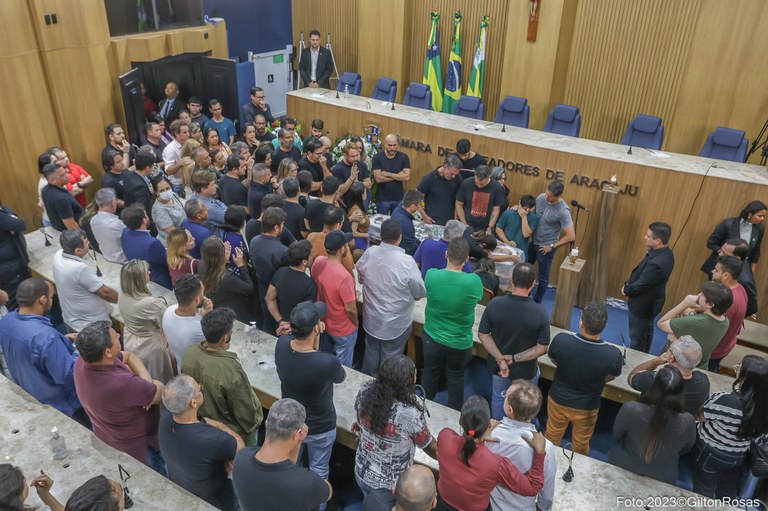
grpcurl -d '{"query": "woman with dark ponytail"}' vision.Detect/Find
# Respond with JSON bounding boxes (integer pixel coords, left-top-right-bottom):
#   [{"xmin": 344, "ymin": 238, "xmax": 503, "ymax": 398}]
[
  {"xmin": 435, "ymin": 395, "xmax": 546, "ymax": 511},
  {"xmin": 0, "ymin": 464, "xmax": 64, "ymax": 511},
  {"xmin": 608, "ymin": 365, "xmax": 696, "ymax": 484}
]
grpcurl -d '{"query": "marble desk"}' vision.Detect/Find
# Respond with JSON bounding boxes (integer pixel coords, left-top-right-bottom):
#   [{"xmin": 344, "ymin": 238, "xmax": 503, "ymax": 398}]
[{"xmin": 0, "ymin": 377, "xmax": 215, "ymax": 510}]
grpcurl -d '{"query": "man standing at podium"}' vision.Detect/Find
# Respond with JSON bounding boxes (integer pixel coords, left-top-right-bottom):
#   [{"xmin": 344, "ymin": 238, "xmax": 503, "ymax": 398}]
[
  {"xmin": 299, "ymin": 30, "xmax": 334, "ymax": 89},
  {"xmin": 622, "ymin": 222, "xmax": 675, "ymax": 353}
]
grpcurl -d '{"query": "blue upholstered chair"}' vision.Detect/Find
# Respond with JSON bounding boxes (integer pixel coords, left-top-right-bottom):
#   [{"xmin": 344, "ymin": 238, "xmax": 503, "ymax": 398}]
[
  {"xmin": 403, "ymin": 83, "xmax": 432, "ymax": 110},
  {"xmin": 494, "ymin": 96, "xmax": 530, "ymax": 128},
  {"xmin": 336, "ymin": 72, "xmax": 362, "ymax": 95},
  {"xmin": 621, "ymin": 114, "xmax": 664, "ymax": 150},
  {"xmin": 699, "ymin": 127, "xmax": 749, "ymax": 162},
  {"xmin": 371, "ymin": 77, "xmax": 397, "ymax": 102},
  {"xmin": 455, "ymin": 95, "xmax": 485, "ymax": 120},
  {"xmin": 543, "ymin": 104, "xmax": 582, "ymax": 137}
]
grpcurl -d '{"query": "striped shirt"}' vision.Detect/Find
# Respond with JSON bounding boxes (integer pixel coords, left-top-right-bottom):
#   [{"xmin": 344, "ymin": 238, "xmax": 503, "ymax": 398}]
[{"xmin": 697, "ymin": 391, "xmax": 750, "ymax": 454}]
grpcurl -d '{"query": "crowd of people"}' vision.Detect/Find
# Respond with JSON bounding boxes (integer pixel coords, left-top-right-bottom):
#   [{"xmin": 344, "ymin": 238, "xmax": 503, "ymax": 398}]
[{"xmin": 0, "ymin": 68, "xmax": 767, "ymax": 510}]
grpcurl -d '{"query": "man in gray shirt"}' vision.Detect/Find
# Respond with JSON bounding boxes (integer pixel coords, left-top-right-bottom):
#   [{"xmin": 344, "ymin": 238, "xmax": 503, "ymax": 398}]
[
  {"xmin": 357, "ymin": 219, "xmax": 426, "ymax": 376},
  {"xmin": 531, "ymin": 181, "xmax": 575, "ymax": 303},
  {"xmin": 89, "ymin": 188, "xmax": 126, "ymax": 263},
  {"xmin": 51, "ymin": 229, "xmax": 118, "ymax": 332},
  {"xmin": 487, "ymin": 379, "xmax": 556, "ymax": 511}
]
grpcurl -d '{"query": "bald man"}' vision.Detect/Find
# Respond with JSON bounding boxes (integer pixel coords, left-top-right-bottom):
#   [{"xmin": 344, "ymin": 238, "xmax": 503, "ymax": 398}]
[
  {"xmin": 372, "ymin": 134, "xmax": 411, "ymax": 215},
  {"xmin": 394, "ymin": 465, "xmax": 436, "ymax": 511}
]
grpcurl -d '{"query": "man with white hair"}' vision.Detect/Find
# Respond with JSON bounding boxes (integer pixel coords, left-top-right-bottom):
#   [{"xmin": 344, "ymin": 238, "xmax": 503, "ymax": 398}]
[
  {"xmin": 487, "ymin": 379, "xmax": 556, "ymax": 511},
  {"xmin": 413, "ymin": 219, "xmax": 472, "ymax": 280},
  {"xmin": 232, "ymin": 398, "xmax": 332, "ymax": 511},
  {"xmin": 627, "ymin": 335, "xmax": 710, "ymax": 415},
  {"xmin": 89, "ymin": 188, "xmax": 127, "ymax": 263},
  {"xmin": 159, "ymin": 374, "xmax": 243, "ymax": 511}
]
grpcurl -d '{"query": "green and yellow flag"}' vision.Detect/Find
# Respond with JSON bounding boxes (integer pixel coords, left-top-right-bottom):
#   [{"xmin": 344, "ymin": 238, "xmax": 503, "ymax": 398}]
[
  {"xmin": 442, "ymin": 12, "xmax": 462, "ymax": 114},
  {"xmin": 467, "ymin": 16, "xmax": 489, "ymax": 99},
  {"xmin": 422, "ymin": 11, "xmax": 443, "ymax": 112}
]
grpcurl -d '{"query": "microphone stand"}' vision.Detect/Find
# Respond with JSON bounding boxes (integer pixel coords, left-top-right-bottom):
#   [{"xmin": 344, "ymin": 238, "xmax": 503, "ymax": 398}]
[
  {"xmin": 90, "ymin": 247, "xmax": 103, "ymax": 277},
  {"xmin": 562, "ymin": 443, "xmax": 575, "ymax": 482}
]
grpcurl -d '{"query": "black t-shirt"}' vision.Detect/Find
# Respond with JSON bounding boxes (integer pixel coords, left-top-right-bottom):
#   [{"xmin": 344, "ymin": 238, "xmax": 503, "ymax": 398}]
[
  {"xmin": 304, "ymin": 201, "xmax": 352, "ymax": 234},
  {"xmin": 246, "ymin": 219, "xmax": 295, "ymax": 247},
  {"xmin": 630, "ymin": 369, "xmax": 710, "ymax": 416},
  {"xmin": 41, "ymin": 185, "xmax": 84, "ymax": 231},
  {"xmin": 548, "ymin": 332, "xmax": 623, "ymax": 410},
  {"xmin": 283, "ymin": 201, "xmax": 306, "ymax": 239},
  {"xmin": 271, "ymin": 146, "xmax": 302, "ymax": 173},
  {"xmin": 331, "ymin": 160, "xmax": 370, "ymax": 184},
  {"xmin": 478, "ymin": 294, "xmax": 550, "ymax": 380},
  {"xmin": 157, "ymin": 412, "xmax": 238, "ymax": 511},
  {"xmin": 460, "ymin": 152, "xmax": 488, "ymax": 171},
  {"xmin": 275, "ymin": 336, "xmax": 345, "ymax": 434},
  {"xmin": 101, "ymin": 144, "xmax": 137, "ymax": 167},
  {"xmin": 270, "ymin": 267, "xmax": 317, "ymax": 321},
  {"xmin": 476, "ymin": 271, "xmax": 499, "ymax": 295},
  {"xmin": 298, "ymin": 157, "xmax": 325, "ymax": 183},
  {"xmin": 218, "ymin": 174, "xmax": 249, "ymax": 208},
  {"xmin": 144, "ymin": 139, "xmax": 166, "ymax": 163},
  {"xmin": 249, "ymin": 234, "xmax": 289, "ymax": 296},
  {"xmin": 247, "ymin": 183, "xmax": 273, "ymax": 220},
  {"xmin": 417, "ymin": 169, "xmax": 463, "ymax": 226},
  {"xmin": 191, "ymin": 114, "xmax": 211, "ymax": 127},
  {"xmin": 371, "ymin": 151, "xmax": 410, "ymax": 202},
  {"xmin": 233, "ymin": 446, "xmax": 330, "ymax": 511},
  {"xmin": 455, "ymin": 178, "xmax": 505, "ymax": 229},
  {"xmin": 256, "ymin": 131, "xmax": 276, "ymax": 143},
  {"xmin": 102, "ymin": 170, "xmax": 128, "ymax": 200}
]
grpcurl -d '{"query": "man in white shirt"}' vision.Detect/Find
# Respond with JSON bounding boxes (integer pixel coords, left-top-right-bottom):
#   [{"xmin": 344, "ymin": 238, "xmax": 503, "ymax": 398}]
[
  {"xmin": 162, "ymin": 120, "xmax": 191, "ymax": 195},
  {"xmin": 356, "ymin": 219, "xmax": 425, "ymax": 376},
  {"xmin": 51, "ymin": 229, "xmax": 118, "ymax": 332},
  {"xmin": 162, "ymin": 274, "xmax": 212, "ymax": 372},
  {"xmin": 487, "ymin": 379, "xmax": 556, "ymax": 511},
  {"xmin": 89, "ymin": 188, "xmax": 126, "ymax": 263}
]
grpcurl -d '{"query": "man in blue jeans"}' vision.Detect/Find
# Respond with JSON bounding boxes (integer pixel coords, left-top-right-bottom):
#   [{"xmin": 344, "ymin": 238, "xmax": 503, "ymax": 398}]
[
  {"xmin": 274, "ymin": 301, "xmax": 346, "ymax": 511},
  {"xmin": 372, "ymin": 134, "xmax": 411, "ymax": 214},
  {"xmin": 478, "ymin": 263, "xmax": 550, "ymax": 420},
  {"xmin": 530, "ymin": 181, "xmax": 575, "ymax": 303}
]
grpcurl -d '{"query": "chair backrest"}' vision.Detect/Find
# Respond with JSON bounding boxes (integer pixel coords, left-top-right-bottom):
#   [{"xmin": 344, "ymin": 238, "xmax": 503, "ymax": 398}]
[
  {"xmin": 455, "ymin": 95, "xmax": 485, "ymax": 120},
  {"xmin": 543, "ymin": 104, "xmax": 582, "ymax": 137},
  {"xmin": 493, "ymin": 96, "xmax": 530, "ymax": 128},
  {"xmin": 620, "ymin": 114, "xmax": 664, "ymax": 150},
  {"xmin": 403, "ymin": 83, "xmax": 432, "ymax": 110},
  {"xmin": 699, "ymin": 127, "xmax": 749, "ymax": 162},
  {"xmin": 336, "ymin": 72, "xmax": 362, "ymax": 95},
  {"xmin": 371, "ymin": 76, "xmax": 397, "ymax": 102}
]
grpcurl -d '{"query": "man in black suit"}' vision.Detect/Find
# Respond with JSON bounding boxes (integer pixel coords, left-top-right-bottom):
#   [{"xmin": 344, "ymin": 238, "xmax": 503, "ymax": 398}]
[
  {"xmin": 299, "ymin": 30, "xmax": 334, "ymax": 89},
  {"xmin": 621, "ymin": 222, "xmax": 675, "ymax": 353},
  {"xmin": 122, "ymin": 151, "xmax": 155, "ymax": 214},
  {"xmin": 158, "ymin": 82, "xmax": 184, "ymax": 123}
]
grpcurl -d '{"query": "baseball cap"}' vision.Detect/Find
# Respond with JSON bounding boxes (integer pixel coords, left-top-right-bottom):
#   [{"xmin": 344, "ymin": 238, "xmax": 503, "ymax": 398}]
[
  {"xmin": 289, "ymin": 301, "xmax": 327, "ymax": 335},
  {"xmin": 324, "ymin": 230, "xmax": 353, "ymax": 251}
]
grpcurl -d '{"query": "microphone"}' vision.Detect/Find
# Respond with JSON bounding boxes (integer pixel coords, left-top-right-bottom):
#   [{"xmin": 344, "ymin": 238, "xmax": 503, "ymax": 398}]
[
  {"xmin": 562, "ymin": 443, "xmax": 575, "ymax": 482},
  {"xmin": 627, "ymin": 146, "xmax": 633, "ymax": 155},
  {"xmin": 41, "ymin": 226, "xmax": 53, "ymax": 247},
  {"xmin": 90, "ymin": 247, "xmax": 103, "ymax": 277},
  {"xmin": 391, "ymin": 102, "xmax": 395, "ymax": 111},
  {"xmin": 570, "ymin": 199, "xmax": 589, "ymax": 212},
  {"xmin": 620, "ymin": 332, "xmax": 628, "ymax": 366},
  {"xmin": 501, "ymin": 124, "xmax": 506, "ymax": 133}
]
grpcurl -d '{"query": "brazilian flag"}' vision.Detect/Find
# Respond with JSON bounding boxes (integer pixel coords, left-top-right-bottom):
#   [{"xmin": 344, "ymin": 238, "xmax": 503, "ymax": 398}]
[
  {"xmin": 422, "ymin": 11, "xmax": 443, "ymax": 112},
  {"xmin": 442, "ymin": 12, "xmax": 462, "ymax": 114},
  {"xmin": 467, "ymin": 16, "xmax": 489, "ymax": 99}
]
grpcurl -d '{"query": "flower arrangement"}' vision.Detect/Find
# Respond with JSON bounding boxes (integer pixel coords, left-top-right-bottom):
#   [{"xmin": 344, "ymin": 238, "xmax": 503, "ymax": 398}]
[
  {"xmin": 330, "ymin": 134, "xmax": 381, "ymax": 167},
  {"xmin": 266, "ymin": 116, "xmax": 303, "ymax": 135}
]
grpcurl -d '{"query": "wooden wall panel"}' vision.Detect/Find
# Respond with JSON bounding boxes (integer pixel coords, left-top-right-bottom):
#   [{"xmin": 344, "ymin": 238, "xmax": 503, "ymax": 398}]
[
  {"xmin": 291, "ymin": 0, "xmax": 358, "ymax": 88},
  {"xmin": 404, "ymin": 2, "xmax": 509, "ymax": 120},
  {"xmin": 289, "ymin": 93, "xmax": 768, "ymax": 323},
  {"xmin": 667, "ymin": 0, "xmax": 768, "ymax": 163},
  {"xmin": 356, "ymin": 0, "xmax": 407, "ymax": 99},
  {"xmin": 563, "ymin": 0, "xmax": 700, "ymax": 149}
]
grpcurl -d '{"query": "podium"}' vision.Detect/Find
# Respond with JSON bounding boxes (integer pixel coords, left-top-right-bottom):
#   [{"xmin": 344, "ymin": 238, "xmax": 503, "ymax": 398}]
[
  {"xmin": 577, "ymin": 184, "xmax": 620, "ymax": 307},
  {"xmin": 552, "ymin": 257, "xmax": 586, "ymax": 329}
]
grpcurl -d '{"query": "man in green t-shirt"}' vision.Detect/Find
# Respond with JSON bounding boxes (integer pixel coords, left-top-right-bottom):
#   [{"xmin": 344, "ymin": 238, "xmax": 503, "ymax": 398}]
[
  {"xmin": 422, "ymin": 238, "xmax": 483, "ymax": 410},
  {"xmin": 657, "ymin": 281, "xmax": 732, "ymax": 370}
]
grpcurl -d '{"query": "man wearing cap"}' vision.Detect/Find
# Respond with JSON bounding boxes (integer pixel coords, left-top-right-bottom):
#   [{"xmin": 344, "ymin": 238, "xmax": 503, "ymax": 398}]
[
  {"xmin": 274, "ymin": 301, "xmax": 345, "ymax": 511},
  {"xmin": 311, "ymin": 231, "xmax": 358, "ymax": 367}
]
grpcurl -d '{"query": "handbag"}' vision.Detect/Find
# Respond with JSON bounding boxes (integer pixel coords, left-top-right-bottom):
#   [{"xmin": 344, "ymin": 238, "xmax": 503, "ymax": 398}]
[{"xmin": 749, "ymin": 433, "xmax": 768, "ymax": 478}]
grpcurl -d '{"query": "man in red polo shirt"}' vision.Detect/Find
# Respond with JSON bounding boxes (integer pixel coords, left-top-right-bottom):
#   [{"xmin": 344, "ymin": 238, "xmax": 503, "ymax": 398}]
[{"xmin": 51, "ymin": 147, "xmax": 93, "ymax": 208}]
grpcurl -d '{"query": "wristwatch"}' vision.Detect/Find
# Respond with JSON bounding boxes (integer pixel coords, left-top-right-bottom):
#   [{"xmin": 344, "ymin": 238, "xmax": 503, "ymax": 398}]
[{"xmin": 549, "ymin": 243, "xmax": 555, "ymax": 249}]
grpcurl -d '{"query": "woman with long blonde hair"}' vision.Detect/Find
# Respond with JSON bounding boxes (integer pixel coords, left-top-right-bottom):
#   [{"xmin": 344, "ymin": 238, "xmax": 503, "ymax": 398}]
[
  {"xmin": 118, "ymin": 259, "xmax": 174, "ymax": 382},
  {"xmin": 166, "ymin": 227, "xmax": 199, "ymax": 285}
]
